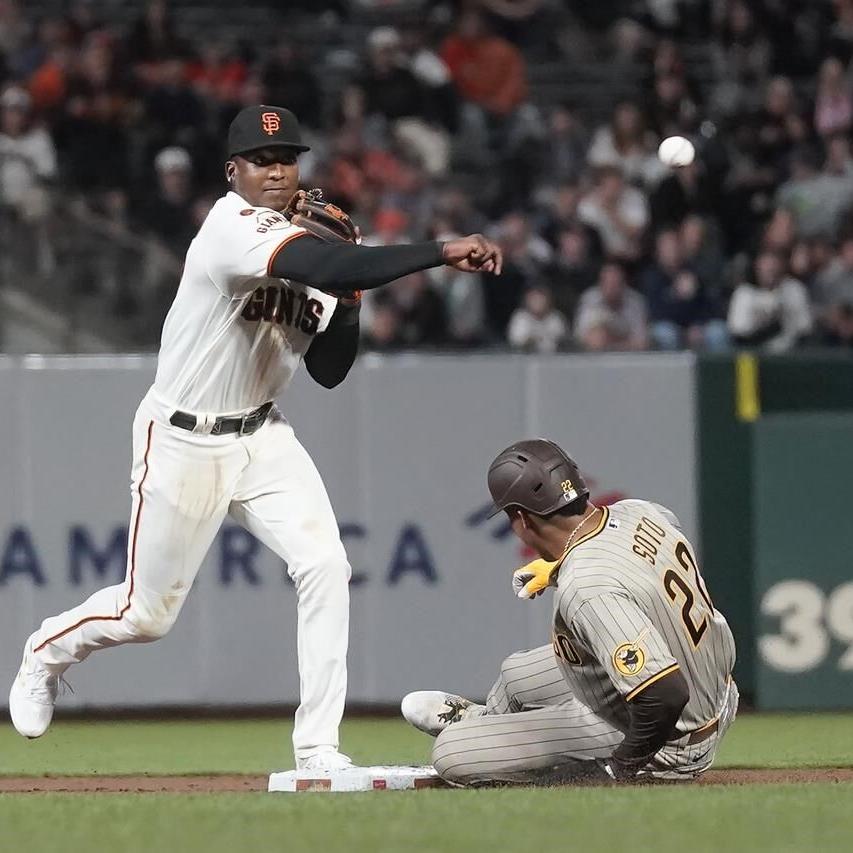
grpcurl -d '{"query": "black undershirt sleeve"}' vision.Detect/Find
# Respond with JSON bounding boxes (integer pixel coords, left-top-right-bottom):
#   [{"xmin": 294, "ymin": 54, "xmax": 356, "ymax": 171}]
[
  {"xmin": 270, "ymin": 234, "xmax": 445, "ymax": 292},
  {"xmin": 303, "ymin": 301, "xmax": 360, "ymax": 389},
  {"xmin": 611, "ymin": 667, "xmax": 690, "ymax": 772}
]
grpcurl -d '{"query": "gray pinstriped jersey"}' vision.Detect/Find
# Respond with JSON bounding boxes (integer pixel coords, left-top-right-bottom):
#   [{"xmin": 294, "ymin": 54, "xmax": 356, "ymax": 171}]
[{"xmin": 552, "ymin": 499, "xmax": 736, "ymax": 735}]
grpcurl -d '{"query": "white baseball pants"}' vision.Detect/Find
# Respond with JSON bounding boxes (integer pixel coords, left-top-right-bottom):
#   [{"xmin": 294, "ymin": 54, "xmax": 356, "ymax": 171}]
[{"xmin": 29, "ymin": 389, "xmax": 351, "ymax": 762}]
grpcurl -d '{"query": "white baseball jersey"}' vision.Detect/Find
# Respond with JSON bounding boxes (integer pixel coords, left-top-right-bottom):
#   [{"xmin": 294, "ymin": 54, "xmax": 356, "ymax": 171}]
[
  {"xmin": 553, "ymin": 499, "xmax": 736, "ymax": 736},
  {"xmin": 153, "ymin": 191, "xmax": 339, "ymax": 414}
]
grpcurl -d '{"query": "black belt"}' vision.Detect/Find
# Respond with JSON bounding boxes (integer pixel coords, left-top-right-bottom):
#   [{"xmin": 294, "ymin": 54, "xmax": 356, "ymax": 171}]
[{"xmin": 169, "ymin": 401, "xmax": 273, "ymax": 436}]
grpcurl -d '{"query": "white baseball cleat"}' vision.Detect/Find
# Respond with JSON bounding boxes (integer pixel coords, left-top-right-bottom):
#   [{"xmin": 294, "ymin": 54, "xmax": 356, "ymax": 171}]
[
  {"xmin": 295, "ymin": 750, "xmax": 354, "ymax": 771},
  {"xmin": 9, "ymin": 635, "xmax": 65, "ymax": 739},
  {"xmin": 401, "ymin": 691, "xmax": 486, "ymax": 737}
]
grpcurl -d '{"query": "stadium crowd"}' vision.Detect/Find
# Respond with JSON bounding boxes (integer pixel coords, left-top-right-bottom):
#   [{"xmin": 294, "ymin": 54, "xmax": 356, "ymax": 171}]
[{"xmin": 2, "ymin": 0, "xmax": 853, "ymax": 351}]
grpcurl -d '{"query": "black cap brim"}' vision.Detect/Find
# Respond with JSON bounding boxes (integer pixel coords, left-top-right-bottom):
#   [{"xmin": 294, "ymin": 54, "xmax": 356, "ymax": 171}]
[{"xmin": 230, "ymin": 142, "xmax": 310, "ymax": 158}]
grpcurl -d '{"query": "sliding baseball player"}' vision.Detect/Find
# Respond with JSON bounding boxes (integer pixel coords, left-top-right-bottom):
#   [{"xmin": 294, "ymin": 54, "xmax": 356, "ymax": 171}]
[{"xmin": 403, "ymin": 439, "xmax": 737, "ymax": 784}]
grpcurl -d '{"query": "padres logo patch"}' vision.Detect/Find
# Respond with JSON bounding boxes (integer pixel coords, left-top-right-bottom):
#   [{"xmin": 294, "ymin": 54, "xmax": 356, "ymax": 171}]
[{"xmin": 613, "ymin": 643, "xmax": 646, "ymax": 676}]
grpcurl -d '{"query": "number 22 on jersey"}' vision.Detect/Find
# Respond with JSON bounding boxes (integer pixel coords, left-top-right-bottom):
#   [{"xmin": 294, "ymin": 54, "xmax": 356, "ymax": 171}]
[{"xmin": 633, "ymin": 516, "xmax": 714, "ymax": 648}]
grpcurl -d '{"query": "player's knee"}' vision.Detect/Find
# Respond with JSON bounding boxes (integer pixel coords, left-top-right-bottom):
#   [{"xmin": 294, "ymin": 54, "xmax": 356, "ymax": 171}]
[
  {"xmin": 499, "ymin": 651, "xmax": 529, "ymax": 682},
  {"xmin": 431, "ymin": 726, "xmax": 476, "ymax": 785},
  {"xmin": 288, "ymin": 548, "xmax": 352, "ymax": 590},
  {"xmin": 126, "ymin": 596, "xmax": 182, "ymax": 641}
]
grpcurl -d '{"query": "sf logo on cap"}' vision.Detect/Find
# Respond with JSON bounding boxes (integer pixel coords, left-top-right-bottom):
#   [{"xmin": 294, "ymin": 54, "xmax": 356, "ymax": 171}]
[{"xmin": 261, "ymin": 111, "xmax": 281, "ymax": 136}]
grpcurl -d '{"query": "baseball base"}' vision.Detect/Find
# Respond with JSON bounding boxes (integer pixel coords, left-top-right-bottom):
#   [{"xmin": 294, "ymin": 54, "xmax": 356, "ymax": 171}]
[{"xmin": 268, "ymin": 765, "xmax": 448, "ymax": 793}]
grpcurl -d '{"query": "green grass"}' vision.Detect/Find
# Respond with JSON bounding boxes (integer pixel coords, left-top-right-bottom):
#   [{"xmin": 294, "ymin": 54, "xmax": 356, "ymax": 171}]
[
  {"xmin": 1, "ymin": 713, "xmax": 851, "ymax": 776},
  {"xmin": 1, "ymin": 714, "xmax": 852, "ymax": 853},
  {"xmin": 1, "ymin": 786, "xmax": 852, "ymax": 853}
]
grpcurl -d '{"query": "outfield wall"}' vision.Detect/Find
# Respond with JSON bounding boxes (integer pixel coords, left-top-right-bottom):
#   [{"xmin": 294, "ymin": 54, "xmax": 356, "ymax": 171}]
[{"xmin": 0, "ymin": 354, "xmax": 697, "ymax": 708}]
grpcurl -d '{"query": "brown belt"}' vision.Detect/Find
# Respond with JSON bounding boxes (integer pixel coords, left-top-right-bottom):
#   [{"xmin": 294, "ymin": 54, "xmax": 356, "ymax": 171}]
[{"xmin": 683, "ymin": 718, "xmax": 719, "ymax": 745}]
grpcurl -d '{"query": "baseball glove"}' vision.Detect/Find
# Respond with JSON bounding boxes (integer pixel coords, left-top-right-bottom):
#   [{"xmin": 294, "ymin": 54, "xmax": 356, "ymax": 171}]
[
  {"xmin": 285, "ymin": 188, "xmax": 362, "ymax": 306},
  {"xmin": 285, "ymin": 188, "xmax": 358, "ymax": 244}
]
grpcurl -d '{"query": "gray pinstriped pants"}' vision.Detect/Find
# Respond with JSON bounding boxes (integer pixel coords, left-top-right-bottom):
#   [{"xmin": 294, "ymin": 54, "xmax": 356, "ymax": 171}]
[{"xmin": 431, "ymin": 645, "xmax": 738, "ymax": 786}]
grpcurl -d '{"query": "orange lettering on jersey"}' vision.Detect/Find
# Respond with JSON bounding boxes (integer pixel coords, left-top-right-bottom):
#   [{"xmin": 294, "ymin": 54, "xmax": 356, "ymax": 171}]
[{"xmin": 261, "ymin": 112, "xmax": 281, "ymax": 135}]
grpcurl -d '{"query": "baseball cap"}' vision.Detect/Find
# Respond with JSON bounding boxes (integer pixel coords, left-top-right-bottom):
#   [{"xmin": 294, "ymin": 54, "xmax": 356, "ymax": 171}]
[
  {"xmin": 486, "ymin": 439, "xmax": 589, "ymax": 518},
  {"xmin": 227, "ymin": 105, "xmax": 310, "ymax": 158}
]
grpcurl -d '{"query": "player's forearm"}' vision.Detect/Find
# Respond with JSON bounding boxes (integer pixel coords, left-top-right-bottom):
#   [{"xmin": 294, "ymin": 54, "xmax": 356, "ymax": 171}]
[
  {"xmin": 611, "ymin": 668, "xmax": 689, "ymax": 771},
  {"xmin": 272, "ymin": 235, "xmax": 445, "ymax": 292},
  {"xmin": 304, "ymin": 302, "xmax": 360, "ymax": 388}
]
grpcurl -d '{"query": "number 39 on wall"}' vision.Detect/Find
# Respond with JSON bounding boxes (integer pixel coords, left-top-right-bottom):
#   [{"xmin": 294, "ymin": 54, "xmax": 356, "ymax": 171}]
[{"xmin": 759, "ymin": 581, "xmax": 853, "ymax": 673}]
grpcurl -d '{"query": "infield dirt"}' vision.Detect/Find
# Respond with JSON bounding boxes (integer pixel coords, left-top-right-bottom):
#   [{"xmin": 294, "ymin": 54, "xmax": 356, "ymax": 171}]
[{"xmin": 2, "ymin": 768, "xmax": 852, "ymax": 793}]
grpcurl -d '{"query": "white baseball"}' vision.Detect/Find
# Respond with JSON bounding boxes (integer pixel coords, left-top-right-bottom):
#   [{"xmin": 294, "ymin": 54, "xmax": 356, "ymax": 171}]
[{"xmin": 657, "ymin": 135, "xmax": 695, "ymax": 167}]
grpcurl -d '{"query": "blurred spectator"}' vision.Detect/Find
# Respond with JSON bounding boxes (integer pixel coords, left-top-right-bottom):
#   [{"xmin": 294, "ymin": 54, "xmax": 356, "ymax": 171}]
[
  {"xmin": 507, "ymin": 284, "xmax": 569, "ymax": 353},
  {"xmin": 538, "ymin": 181, "xmax": 594, "ymax": 250},
  {"xmin": 650, "ymin": 155, "xmax": 719, "ymax": 231},
  {"xmin": 27, "ymin": 25, "xmax": 75, "ymax": 112},
  {"xmin": 441, "ymin": 9, "xmax": 528, "ymax": 119},
  {"xmin": 646, "ymin": 71, "xmax": 700, "ymax": 138},
  {"xmin": 388, "ymin": 271, "xmax": 447, "ymax": 347},
  {"xmin": 358, "ymin": 28, "xmax": 425, "ymax": 123},
  {"xmin": 719, "ymin": 117, "xmax": 780, "ymax": 252},
  {"xmin": 760, "ymin": 208, "xmax": 798, "ymax": 255},
  {"xmin": 0, "ymin": 0, "xmax": 28, "ymax": 61},
  {"xmin": 261, "ymin": 43, "xmax": 323, "ymax": 131},
  {"xmin": 828, "ymin": 0, "xmax": 853, "ymax": 64},
  {"xmin": 0, "ymin": 86, "xmax": 56, "ymax": 221},
  {"xmin": 586, "ymin": 101, "xmax": 665, "ymax": 188},
  {"xmin": 52, "ymin": 34, "xmax": 132, "ymax": 191},
  {"xmin": 355, "ymin": 27, "xmax": 450, "ymax": 176},
  {"xmin": 482, "ymin": 210, "xmax": 549, "ymax": 337},
  {"xmin": 575, "ymin": 261, "xmax": 649, "ymax": 351},
  {"xmin": 399, "ymin": 24, "xmax": 458, "ymax": 132},
  {"xmin": 710, "ymin": 0, "xmax": 773, "ymax": 116},
  {"xmin": 127, "ymin": 0, "xmax": 189, "ymax": 65},
  {"xmin": 754, "ymin": 76, "xmax": 808, "ymax": 177},
  {"xmin": 814, "ymin": 57, "xmax": 853, "ymax": 139},
  {"xmin": 136, "ymin": 146, "xmax": 196, "ymax": 256},
  {"xmin": 362, "ymin": 300, "xmax": 404, "ymax": 351},
  {"xmin": 578, "ymin": 166, "xmax": 649, "ymax": 262},
  {"xmin": 187, "ymin": 41, "xmax": 247, "ymax": 107},
  {"xmin": 538, "ymin": 103, "xmax": 588, "ymax": 185},
  {"xmin": 825, "ymin": 132, "xmax": 853, "ymax": 178},
  {"xmin": 776, "ymin": 145, "xmax": 853, "ymax": 240},
  {"xmin": 144, "ymin": 57, "xmax": 206, "ymax": 156},
  {"xmin": 546, "ymin": 224, "xmax": 599, "ymax": 320},
  {"xmin": 639, "ymin": 229, "xmax": 728, "ymax": 351},
  {"xmin": 814, "ymin": 234, "xmax": 853, "ymax": 346},
  {"xmin": 66, "ymin": 0, "xmax": 103, "ymax": 44},
  {"xmin": 426, "ymin": 221, "xmax": 486, "ymax": 347},
  {"xmin": 727, "ymin": 250, "xmax": 812, "ymax": 350},
  {"xmin": 680, "ymin": 214, "xmax": 726, "ymax": 288}
]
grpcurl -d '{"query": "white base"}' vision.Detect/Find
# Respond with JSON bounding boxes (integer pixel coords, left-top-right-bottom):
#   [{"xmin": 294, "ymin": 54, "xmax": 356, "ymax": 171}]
[{"xmin": 268, "ymin": 765, "xmax": 446, "ymax": 793}]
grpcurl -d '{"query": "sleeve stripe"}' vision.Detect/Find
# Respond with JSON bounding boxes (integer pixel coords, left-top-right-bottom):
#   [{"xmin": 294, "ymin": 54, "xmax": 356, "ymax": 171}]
[
  {"xmin": 625, "ymin": 663, "xmax": 681, "ymax": 702},
  {"xmin": 266, "ymin": 230, "xmax": 309, "ymax": 277}
]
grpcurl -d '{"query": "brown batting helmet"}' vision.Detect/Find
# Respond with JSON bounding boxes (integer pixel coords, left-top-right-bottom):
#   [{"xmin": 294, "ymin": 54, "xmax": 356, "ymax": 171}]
[{"xmin": 487, "ymin": 439, "xmax": 588, "ymax": 518}]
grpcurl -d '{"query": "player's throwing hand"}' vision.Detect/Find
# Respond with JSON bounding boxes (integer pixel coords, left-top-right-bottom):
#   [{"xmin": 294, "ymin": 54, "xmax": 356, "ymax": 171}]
[{"xmin": 442, "ymin": 235, "xmax": 503, "ymax": 275}]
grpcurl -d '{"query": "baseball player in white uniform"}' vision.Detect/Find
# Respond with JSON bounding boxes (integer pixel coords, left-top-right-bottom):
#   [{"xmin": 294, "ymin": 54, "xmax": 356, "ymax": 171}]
[
  {"xmin": 8, "ymin": 105, "xmax": 502, "ymax": 770},
  {"xmin": 403, "ymin": 439, "xmax": 737, "ymax": 784}
]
